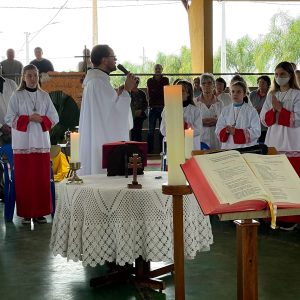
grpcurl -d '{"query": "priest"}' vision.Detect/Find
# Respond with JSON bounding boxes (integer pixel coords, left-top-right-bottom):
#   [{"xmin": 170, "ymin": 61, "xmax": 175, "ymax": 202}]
[{"xmin": 79, "ymin": 44, "xmax": 137, "ymax": 175}]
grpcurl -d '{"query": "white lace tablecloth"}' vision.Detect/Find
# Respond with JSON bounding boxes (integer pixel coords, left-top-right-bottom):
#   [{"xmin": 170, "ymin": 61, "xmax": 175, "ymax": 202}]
[{"xmin": 50, "ymin": 171, "xmax": 213, "ymax": 267}]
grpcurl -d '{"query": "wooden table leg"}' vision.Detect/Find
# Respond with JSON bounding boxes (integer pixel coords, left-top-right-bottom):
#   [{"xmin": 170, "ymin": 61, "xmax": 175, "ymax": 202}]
[
  {"xmin": 90, "ymin": 263, "xmax": 133, "ymax": 287},
  {"xmin": 162, "ymin": 184, "xmax": 192, "ymax": 300},
  {"xmin": 234, "ymin": 219, "xmax": 259, "ymax": 300},
  {"xmin": 173, "ymin": 194, "xmax": 185, "ymax": 300},
  {"xmin": 132, "ymin": 257, "xmax": 166, "ymax": 292},
  {"xmin": 90, "ymin": 258, "xmax": 173, "ymax": 291}
]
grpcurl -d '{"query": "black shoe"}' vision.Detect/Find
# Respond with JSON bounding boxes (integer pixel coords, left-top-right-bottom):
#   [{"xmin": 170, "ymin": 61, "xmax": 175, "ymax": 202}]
[
  {"xmin": 22, "ymin": 218, "xmax": 31, "ymax": 224},
  {"xmin": 34, "ymin": 217, "xmax": 47, "ymax": 224}
]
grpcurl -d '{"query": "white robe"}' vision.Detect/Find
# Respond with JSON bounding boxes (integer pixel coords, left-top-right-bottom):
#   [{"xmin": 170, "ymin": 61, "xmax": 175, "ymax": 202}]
[
  {"xmin": 217, "ymin": 92, "xmax": 231, "ymax": 107},
  {"xmin": 216, "ymin": 103, "xmax": 261, "ymax": 149},
  {"xmin": 260, "ymin": 89, "xmax": 300, "ymax": 151},
  {"xmin": 5, "ymin": 89, "xmax": 59, "ymax": 151},
  {"xmin": 195, "ymin": 99, "xmax": 223, "ymax": 150},
  {"xmin": 160, "ymin": 104, "xmax": 202, "ymax": 150},
  {"xmin": 0, "ymin": 78, "xmax": 17, "ymax": 130},
  {"xmin": 79, "ymin": 69, "xmax": 133, "ymax": 175}
]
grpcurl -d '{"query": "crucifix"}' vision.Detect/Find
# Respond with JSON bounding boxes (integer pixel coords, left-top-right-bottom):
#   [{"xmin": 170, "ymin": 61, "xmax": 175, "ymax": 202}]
[
  {"xmin": 127, "ymin": 153, "xmax": 142, "ymax": 189},
  {"xmin": 75, "ymin": 45, "xmax": 91, "ymax": 74}
]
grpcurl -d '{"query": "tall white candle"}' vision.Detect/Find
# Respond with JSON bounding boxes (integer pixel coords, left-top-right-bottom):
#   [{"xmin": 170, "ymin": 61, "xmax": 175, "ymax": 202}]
[
  {"xmin": 70, "ymin": 132, "xmax": 80, "ymax": 163},
  {"xmin": 185, "ymin": 128, "xmax": 194, "ymax": 159},
  {"xmin": 164, "ymin": 85, "xmax": 186, "ymax": 185}
]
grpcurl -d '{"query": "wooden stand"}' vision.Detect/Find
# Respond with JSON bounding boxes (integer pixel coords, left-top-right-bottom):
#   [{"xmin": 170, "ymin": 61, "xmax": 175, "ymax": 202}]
[
  {"xmin": 90, "ymin": 257, "xmax": 174, "ymax": 292},
  {"xmin": 235, "ymin": 219, "xmax": 259, "ymax": 300},
  {"xmin": 218, "ymin": 208, "xmax": 300, "ymax": 300},
  {"xmin": 162, "ymin": 184, "xmax": 192, "ymax": 300}
]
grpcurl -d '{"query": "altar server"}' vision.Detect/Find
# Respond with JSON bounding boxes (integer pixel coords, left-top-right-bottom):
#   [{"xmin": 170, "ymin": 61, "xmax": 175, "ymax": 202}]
[
  {"xmin": 260, "ymin": 61, "xmax": 300, "ymax": 151},
  {"xmin": 160, "ymin": 80, "xmax": 202, "ymax": 150},
  {"xmin": 216, "ymin": 81, "xmax": 261, "ymax": 149},
  {"xmin": 5, "ymin": 64, "xmax": 59, "ymax": 224},
  {"xmin": 79, "ymin": 44, "xmax": 136, "ymax": 175}
]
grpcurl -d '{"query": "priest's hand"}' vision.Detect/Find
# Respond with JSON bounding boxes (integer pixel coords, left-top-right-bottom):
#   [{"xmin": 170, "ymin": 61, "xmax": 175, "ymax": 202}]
[
  {"xmin": 124, "ymin": 73, "xmax": 137, "ymax": 93},
  {"xmin": 29, "ymin": 113, "xmax": 43, "ymax": 123},
  {"xmin": 272, "ymin": 94, "xmax": 283, "ymax": 112}
]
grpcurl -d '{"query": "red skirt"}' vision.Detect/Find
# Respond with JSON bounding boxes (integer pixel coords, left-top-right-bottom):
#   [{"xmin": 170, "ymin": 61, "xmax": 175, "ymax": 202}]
[{"xmin": 14, "ymin": 153, "xmax": 52, "ymax": 218}]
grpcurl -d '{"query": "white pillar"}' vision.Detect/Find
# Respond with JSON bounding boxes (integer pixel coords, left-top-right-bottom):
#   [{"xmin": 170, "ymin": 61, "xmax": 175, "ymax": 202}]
[
  {"xmin": 221, "ymin": 1, "xmax": 227, "ymax": 75},
  {"xmin": 25, "ymin": 32, "xmax": 30, "ymax": 64},
  {"xmin": 92, "ymin": 0, "xmax": 98, "ymax": 46}
]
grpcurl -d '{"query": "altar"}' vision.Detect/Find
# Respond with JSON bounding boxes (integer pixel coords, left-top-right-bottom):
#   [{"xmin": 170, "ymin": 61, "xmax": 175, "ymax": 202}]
[{"xmin": 50, "ymin": 171, "xmax": 213, "ymax": 268}]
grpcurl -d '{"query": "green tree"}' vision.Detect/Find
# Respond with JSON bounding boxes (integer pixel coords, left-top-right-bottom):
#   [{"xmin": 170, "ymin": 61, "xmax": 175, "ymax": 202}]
[
  {"xmin": 214, "ymin": 36, "xmax": 257, "ymax": 86},
  {"xmin": 254, "ymin": 12, "xmax": 300, "ymax": 72}
]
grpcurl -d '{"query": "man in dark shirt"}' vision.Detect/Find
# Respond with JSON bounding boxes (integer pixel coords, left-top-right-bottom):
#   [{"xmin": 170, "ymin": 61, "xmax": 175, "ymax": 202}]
[
  {"xmin": 30, "ymin": 47, "xmax": 54, "ymax": 74},
  {"xmin": 146, "ymin": 64, "xmax": 169, "ymax": 153},
  {"xmin": 130, "ymin": 78, "xmax": 148, "ymax": 142}
]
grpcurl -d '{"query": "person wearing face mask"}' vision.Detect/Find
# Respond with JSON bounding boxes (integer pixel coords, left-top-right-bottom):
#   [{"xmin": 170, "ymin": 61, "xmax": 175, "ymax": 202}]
[{"xmin": 260, "ymin": 61, "xmax": 300, "ymax": 151}]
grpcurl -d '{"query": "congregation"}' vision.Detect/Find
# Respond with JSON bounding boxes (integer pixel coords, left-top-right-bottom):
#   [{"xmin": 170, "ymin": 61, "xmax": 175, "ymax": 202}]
[{"xmin": 1, "ymin": 44, "xmax": 300, "ymax": 228}]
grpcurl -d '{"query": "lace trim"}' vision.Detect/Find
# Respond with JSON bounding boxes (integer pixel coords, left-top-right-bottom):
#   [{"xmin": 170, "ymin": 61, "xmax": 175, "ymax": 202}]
[
  {"xmin": 13, "ymin": 148, "xmax": 50, "ymax": 154},
  {"xmin": 290, "ymin": 112, "xmax": 295, "ymax": 128},
  {"xmin": 279, "ymin": 151, "xmax": 300, "ymax": 157}
]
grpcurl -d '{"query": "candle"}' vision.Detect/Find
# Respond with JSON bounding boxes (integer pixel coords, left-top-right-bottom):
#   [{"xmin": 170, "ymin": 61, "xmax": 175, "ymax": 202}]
[
  {"xmin": 70, "ymin": 132, "xmax": 80, "ymax": 163},
  {"xmin": 185, "ymin": 128, "xmax": 194, "ymax": 159},
  {"xmin": 164, "ymin": 85, "xmax": 186, "ymax": 185}
]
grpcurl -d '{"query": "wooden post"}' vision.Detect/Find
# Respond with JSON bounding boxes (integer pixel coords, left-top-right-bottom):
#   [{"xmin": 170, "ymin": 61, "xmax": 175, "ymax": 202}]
[
  {"xmin": 234, "ymin": 219, "xmax": 259, "ymax": 300},
  {"xmin": 162, "ymin": 185, "xmax": 192, "ymax": 300}
]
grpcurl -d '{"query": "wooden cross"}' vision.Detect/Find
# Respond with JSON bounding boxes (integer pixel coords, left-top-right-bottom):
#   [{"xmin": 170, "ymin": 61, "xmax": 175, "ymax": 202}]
[
  {"xmin": 75, "ymin": 45, "xmax": 90, "ymax": 74},
  {"xmin": 127, "ymin": 153, "xmax": 142, "ymax": 189}
]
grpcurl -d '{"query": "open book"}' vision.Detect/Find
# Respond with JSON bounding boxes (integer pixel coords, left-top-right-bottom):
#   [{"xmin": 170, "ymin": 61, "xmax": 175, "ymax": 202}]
[{"xmin": 181, "ymin": 150, "xmax": 300, "ymax": 215}]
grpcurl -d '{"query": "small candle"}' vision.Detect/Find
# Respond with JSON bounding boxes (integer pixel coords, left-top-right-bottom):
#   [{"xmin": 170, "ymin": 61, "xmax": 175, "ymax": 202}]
[
  {"xmin": 185, "ymin": 128, "xmax": 194, "ymax": 159},
  {"xmin": 70, "ymin": 132, "xmax": 80, "ymax": 163},
  {"xmin": 164, "ymin": 85, "xmax": 186, "ymax": 185}
]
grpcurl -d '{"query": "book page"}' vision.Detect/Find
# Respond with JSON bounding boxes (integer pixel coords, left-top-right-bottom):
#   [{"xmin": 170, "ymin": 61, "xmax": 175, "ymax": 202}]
[
  {"xmin": 194, "ymin": 151, "xmax": 269, "ymax": 205},
  {"xmin": 243, "ymin": 154, "xmax": 300, "ymax": 204}
]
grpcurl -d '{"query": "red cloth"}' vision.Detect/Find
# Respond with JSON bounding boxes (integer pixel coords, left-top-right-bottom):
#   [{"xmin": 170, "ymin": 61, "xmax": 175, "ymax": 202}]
[
  {"xmin": 288, "ymin": 156, "xmax": 300, "ymax": 177},
  {"xmin": 40, "ymin": 116, "xmax": 52, "ymax": 131},
  {"xmin": 264, "ymin": 109, "xmax": 276, "ymax": 126},
  {"xmin": 184, "ymin": 121, "xmax": 189, "ymax": 130},
  {"xmin": 278, "ymin": 108, "xmax": 291, "ymax": 127},
  {"xmin": 16, "ymin": 115, "xmax": 30, "ymax": 132},
  {"xmin": 219, "ymin": 127, "xmax": 229, "ymax": 142},
  {"xmin": 233, "ymin": 129, "xmax": 246, "ymax": 144},
  {"xmin": 102, "ymin": 141, "xmax": 148, "ymax": 168},
  {"xmin": 14, "ymin": 153, "xmax": 52, "ymax": 218},
  {"xmin": 276, "ymin": 156, "xmax": 300, "ymax": 224}
]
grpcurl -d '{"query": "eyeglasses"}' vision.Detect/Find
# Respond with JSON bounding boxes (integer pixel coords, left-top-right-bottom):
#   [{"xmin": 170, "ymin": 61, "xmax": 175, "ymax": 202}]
[{"xmin": 107, "ymin": 55, "xmax": 117, "ymax": 61}]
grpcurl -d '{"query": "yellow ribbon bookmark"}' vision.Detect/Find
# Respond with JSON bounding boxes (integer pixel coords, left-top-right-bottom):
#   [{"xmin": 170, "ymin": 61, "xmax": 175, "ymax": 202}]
[{"xmin": 268, "ymin": 201, "xmax": 277, "ymax": 229}]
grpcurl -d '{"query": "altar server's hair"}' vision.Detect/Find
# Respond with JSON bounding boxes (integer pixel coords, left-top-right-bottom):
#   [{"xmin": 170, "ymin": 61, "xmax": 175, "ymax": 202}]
[
  {"xmin": 271, "ymin": 61, "xmax": 299, "ymax": 92},
  {"xmin": 18, "ymin": 64, "xmax": 41, "ymax": 91},
  {"xmin": 176, "ymin": 80, "xmax": 194, "ymax": 106},
  {"xmin": 230, "ymin": 81, "xmax": 247, "ymax": 95}
]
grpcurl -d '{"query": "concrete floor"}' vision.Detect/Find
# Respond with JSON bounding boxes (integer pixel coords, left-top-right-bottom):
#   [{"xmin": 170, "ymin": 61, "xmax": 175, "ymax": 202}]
[{"xmin": 1, "ymin": 205, "xmax": 300, "ymax": 300}]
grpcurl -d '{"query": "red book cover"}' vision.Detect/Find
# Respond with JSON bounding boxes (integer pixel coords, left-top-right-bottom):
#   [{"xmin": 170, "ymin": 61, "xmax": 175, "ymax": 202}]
[
  {"xmin": 181, "ymin": 153, "xmax": 300, "ymax": 216},
  {"xmin": 181, "ymin": 157, "xmax": 268, "ymax": 215}
]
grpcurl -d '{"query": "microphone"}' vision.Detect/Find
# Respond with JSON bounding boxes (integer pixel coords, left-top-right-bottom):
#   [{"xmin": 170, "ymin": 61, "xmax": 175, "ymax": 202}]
[
  {"xmin": 117, "ymin": 64, "xmax": 130, "ymax": 75},
  {"xmin": 117, "ymin": 64, "xmax": 139, "ymax": 85}
]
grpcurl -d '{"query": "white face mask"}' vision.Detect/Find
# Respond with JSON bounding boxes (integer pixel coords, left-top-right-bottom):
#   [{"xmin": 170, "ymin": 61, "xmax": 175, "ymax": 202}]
[{"xmin": 275, "ymin": 76, "xmax": 290, "ymax": 86}]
